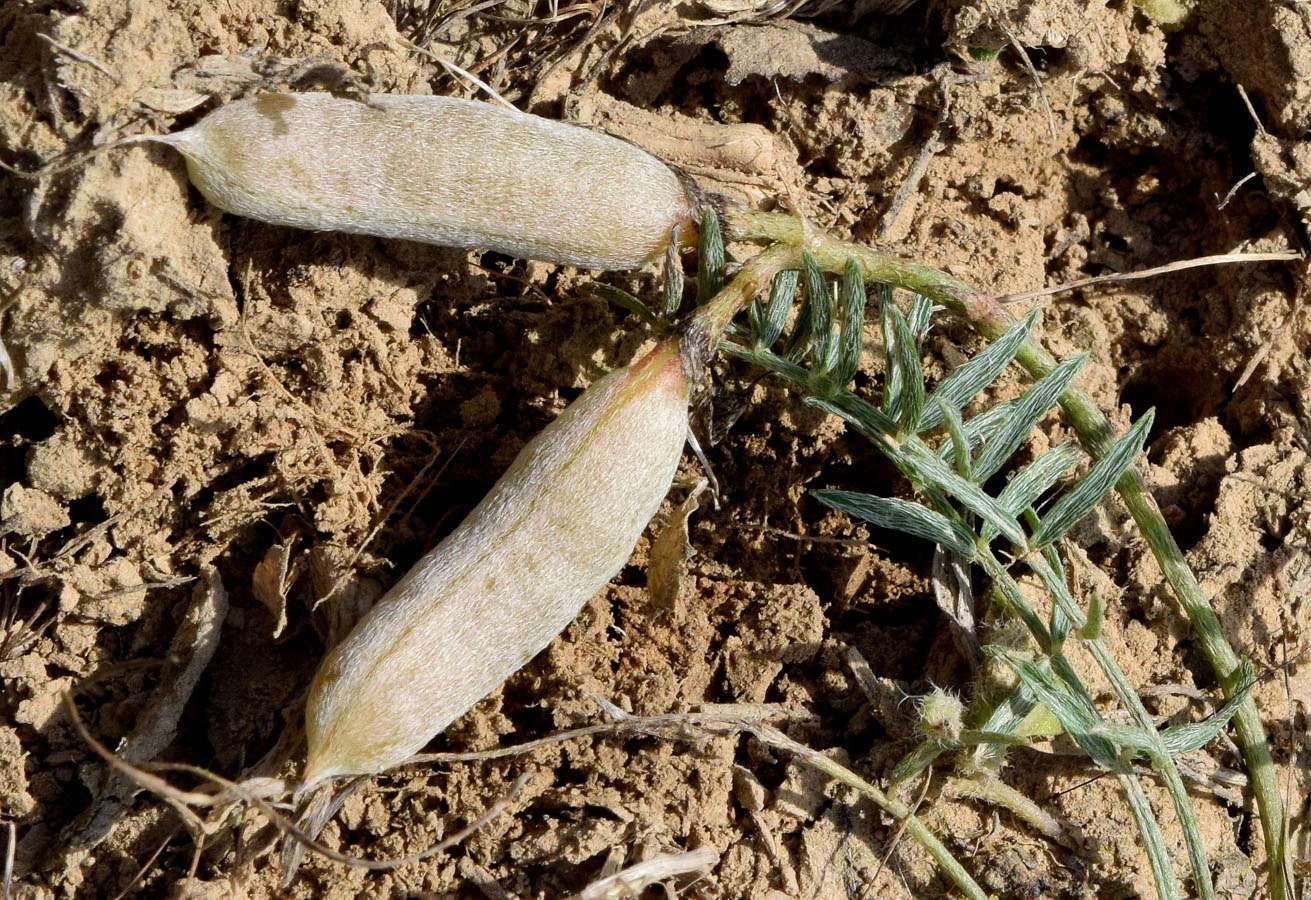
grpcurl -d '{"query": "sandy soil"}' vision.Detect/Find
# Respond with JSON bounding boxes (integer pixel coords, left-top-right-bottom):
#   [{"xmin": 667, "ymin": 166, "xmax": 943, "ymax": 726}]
[{"xmin": 1, "ymin": 1, "xmax": 1308, "ymax": 898}]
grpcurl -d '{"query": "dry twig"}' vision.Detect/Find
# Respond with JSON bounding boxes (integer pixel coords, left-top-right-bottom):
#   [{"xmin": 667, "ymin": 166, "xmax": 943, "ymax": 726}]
[
  {"xmin": 998, "ymin": 250, "xmax": 1302, "ymax": 304},
  {"xmin": 62, "ymin": 692, "xmax": 526, "ymax": 873}
]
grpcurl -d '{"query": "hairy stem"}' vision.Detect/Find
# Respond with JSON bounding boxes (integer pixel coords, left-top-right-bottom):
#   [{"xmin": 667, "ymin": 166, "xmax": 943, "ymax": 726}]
[
  {"xmin": 941, "ymin": 773, "xmax": 1069, "ymax": 846},
  {"xmin": 683, "ymin": 242, "xmax": 800, "ymax": 360},
  {"xmin": 750, "ymin": 722, "xmax": 990, "ymax": 900}
]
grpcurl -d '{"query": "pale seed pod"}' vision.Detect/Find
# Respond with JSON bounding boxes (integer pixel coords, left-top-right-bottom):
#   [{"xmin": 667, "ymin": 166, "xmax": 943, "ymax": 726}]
[
  {"xmin": 302, "ymin": 339, "xmax": 691, "ymax": 786},
  {"xmin": 156, "ymin": 93, "xmax": 698, "ymax": 270}
]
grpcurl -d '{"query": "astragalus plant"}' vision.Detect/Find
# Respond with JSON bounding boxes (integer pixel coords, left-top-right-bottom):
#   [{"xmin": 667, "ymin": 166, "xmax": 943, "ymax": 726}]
[{"xmin": 602, "ymin": 207, "xmax": 1289, "ymax": 900}]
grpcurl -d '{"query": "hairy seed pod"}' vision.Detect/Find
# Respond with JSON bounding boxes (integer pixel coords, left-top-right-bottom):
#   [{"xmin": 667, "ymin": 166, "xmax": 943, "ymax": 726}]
[
  {"xmin": 302, "ymin": 339, "xmax": 691, "ymax": 786},
  {"xmin": 157, "ymin": 93, "xmax": 697, "ymax": 270}
]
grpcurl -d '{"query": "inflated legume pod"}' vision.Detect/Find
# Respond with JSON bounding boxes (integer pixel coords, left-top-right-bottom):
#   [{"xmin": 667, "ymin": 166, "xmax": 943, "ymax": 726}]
[
  {"xmin": 301, "ymin": 338, "xmax": 691, "ymax": 786},
  {"xmin": 157, "ymin": 92, "xmax": 699, "ymax": 270}
]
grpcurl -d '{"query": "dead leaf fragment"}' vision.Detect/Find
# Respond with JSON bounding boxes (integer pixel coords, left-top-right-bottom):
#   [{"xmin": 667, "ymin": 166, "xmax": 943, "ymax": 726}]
[
  {"xmin": 648, "ymin": 480, "xmax": 708, "ymax": 612},
  {"xmin": 252, "ymin": 539, "xmax": 296, "ymax": 638}
]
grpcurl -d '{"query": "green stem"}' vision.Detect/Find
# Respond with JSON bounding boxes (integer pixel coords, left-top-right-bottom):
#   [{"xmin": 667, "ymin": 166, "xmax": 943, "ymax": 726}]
[
  {"xmin": 941, "ymin": 772, "xmax": 1069, "ymax": 847},
  {"xmin": 1114, "ymin": 767, "xmax": 1183, "ymax": 900},
  {"xmin": 724, "ymin": 204, "xmax": 1290, "ymax": 900},
  {"xmin": 683, "ymin": 242, "xmax": 799, "ymax": 361},
  {"xmin": 750, "ymin": 723, "xmax": 990, "ymax": 900}
]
